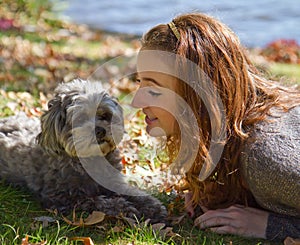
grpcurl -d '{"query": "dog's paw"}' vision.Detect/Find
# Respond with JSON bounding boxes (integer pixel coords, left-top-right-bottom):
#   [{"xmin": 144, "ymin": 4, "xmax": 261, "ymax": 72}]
[
  {"xmin": 92, "ymin": 195, "xmax": 142, "ymax": 219},
  {"xmin": 128, "ymin": 195, "xmax": 168, "ymax": 223}
]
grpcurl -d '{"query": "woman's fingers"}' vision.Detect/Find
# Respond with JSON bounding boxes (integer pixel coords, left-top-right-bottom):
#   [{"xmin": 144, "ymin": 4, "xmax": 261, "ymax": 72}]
[
  {"xmin": 194, "ymin": 205, "xmax": 269, "ymax": 239},
  {"xmin": 194, "ymin": 210, "xmax": 235, "ymax": 228}
]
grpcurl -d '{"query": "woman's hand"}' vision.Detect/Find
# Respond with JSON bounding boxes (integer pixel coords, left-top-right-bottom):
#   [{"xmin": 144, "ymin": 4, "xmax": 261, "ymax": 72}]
[{"xmin": 194, "ymin": 205, "xmax": 269, "ymax": 239}]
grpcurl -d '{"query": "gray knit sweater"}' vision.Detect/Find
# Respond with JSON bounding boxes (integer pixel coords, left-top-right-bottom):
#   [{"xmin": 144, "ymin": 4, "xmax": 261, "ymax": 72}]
[{"xmin": 240, "ymin": 106, "xmax": 300, "ymax": 241}]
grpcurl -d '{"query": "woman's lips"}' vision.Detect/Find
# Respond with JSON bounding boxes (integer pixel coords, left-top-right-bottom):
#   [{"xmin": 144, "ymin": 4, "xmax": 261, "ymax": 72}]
[{"xmin": 145, "ymin": 115, "xmax": 157, "ymax": 125}]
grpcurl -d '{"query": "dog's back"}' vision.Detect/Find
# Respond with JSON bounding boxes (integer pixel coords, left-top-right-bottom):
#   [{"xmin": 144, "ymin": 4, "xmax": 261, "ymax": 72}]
[{"xmin": 0, "ymin": 113, "xmax": 43, "ymax": 185}]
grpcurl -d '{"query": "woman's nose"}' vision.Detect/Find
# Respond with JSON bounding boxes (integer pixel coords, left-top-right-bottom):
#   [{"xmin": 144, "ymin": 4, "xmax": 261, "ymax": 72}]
[{"xmin": 131, "ymin": 89, "xmax": 147, "ymax": 108}]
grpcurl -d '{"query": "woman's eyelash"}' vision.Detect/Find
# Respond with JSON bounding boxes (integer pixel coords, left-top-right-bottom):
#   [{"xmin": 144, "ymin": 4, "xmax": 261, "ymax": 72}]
[
  {"xmin": 148, "ymin": 90, "xmax": 162, "ymax": 96},
  {"xmin": 135, "ymin": 78, "xmax": 162, "ymax": 96}
]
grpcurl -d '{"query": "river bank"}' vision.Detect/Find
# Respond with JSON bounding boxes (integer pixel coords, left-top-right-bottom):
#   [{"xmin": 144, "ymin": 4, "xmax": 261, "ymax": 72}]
[
  {"xmin": 62, "ymin": 0, "xmax": 300, "ymax": 48},
  {"xmin": 1, "ymin": 0, "xmax": 299, "ymax": 97}
]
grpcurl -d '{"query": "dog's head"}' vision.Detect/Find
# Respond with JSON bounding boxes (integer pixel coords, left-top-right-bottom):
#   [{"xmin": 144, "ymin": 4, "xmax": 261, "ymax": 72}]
[{"xmin": 37, "ymin": 79, "xmax": 124, "ymax": 158}]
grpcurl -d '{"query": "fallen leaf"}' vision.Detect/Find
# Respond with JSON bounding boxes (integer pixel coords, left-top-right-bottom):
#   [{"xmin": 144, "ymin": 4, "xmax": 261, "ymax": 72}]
[
  {"xmin": 151, "ymin": 223, "xmax": 166, "ymax": 231},
  {"xmin": 46, "ymin": 209, "xmax": 58, "ymax": 216},
  {"xmin": 121, "ymin": 216, "xmax": 137, "ymax": 228},
  {"xmin": 140, "ymin": 218, "xmax": 151, "ymax": 228},
  {"xmin": 159, "ymin": 227, "xmax": 180, "ymax": 238},
  {"xmin": 84, "ymin": 211, "xmax": 106, "ymax": 225},
  {"xmin": 284, "ymin": 237, "xmax": 300, "ymax": 245},
  {"xmin": 169, "ymin": 214, "xmax": 186, "ymax": 225},
  {"xmin": 111, "ymin": 225, "xmax": 124, "ymax": 233},
  {"xmin": 70, "ymin": 237, "xmax": 95, "ymax": 245},
  {"xmin": 63, "ymin": 211, "xmax": 105, "ymax": 226},
  {"xmin": 0, "ymin": 18, "xmax": 14, "ymax": 30},
  {"xmin": 21, "ymin": 235, "xmax": 47, "ymax": 245}
]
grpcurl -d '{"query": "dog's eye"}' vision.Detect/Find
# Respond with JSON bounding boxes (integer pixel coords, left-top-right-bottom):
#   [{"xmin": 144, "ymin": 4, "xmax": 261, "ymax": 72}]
[
  {"xmin": 97, "ymin": 112, "xmax": 112, "ymax": 121},
  {"xmin": 47, "ymin": 99, "xmax": 56, "ymax": 109},
  {"xmin": 48, "ymin": 102, "xmax": 53, "ymax": 109}
]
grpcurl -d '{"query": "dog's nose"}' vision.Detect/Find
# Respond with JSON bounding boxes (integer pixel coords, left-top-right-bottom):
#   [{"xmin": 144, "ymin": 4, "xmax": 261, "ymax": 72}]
[{"xmin": 95, "ymin": 126, "xmax": 106, "ymax": 140}]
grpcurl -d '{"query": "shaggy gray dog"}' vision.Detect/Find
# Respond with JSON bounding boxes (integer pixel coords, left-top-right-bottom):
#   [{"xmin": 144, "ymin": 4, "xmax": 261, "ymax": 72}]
[{"xmin": 0, "ymin": 79, "xmax": 167, "ymax": 222}]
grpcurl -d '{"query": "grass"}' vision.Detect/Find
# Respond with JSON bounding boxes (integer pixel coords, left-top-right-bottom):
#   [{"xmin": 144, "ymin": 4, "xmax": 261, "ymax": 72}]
[
  {"xmin": 269, "ymin": 62, "xmax": 300, "ymax": 85},
  {"xmin": 0, "ymin": 183, "xmax": 277, "ymax": 245}
]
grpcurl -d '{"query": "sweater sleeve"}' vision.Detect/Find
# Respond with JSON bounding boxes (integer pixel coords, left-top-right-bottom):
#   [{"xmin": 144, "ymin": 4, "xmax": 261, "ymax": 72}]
[
  {"xmin": 240, "ymin": 107, "xmax": 300, "ymax": 242},
  {"xmin": 266, "ymin": 212, "xmax": 300, "ymax": 241}
]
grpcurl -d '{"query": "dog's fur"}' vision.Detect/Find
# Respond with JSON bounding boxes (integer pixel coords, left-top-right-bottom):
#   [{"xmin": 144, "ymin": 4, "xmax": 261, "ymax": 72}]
[{"xmin": 0, "ymin": 79, "xmax": 166, "ymax": 222}]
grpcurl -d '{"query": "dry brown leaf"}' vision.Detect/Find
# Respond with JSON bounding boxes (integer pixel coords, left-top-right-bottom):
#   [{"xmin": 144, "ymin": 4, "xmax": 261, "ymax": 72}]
[
  {"xmin": 121, "ymin": 216, "xmax": 137, "ymax": 228},
  {"xmin": 284, "ymin": 237, "xmax": 300, "ymax": 245},
  {"xmin": 62, "ymin": 214, "xmax": 82, "ymax": 226},
  {"xmin": 46, "ymin": 208, "xmax": 58, "ymax": 216},
  {"xmin": 21, "ymin": 235, "xmax": 47, "ymax": 245},
  {"xmin": 84, "ymin": 211, "xmax": 106, "ymax": 225},
  {"xmin": 140, "ymin": 218, "xmax": 151, "ymax": 227},
  {"xmin": 111, "ymin": 225, "xmax": 125, "ymax": 233},
  {"xmin": 69, "ymin": 237, "xmax": 95, "ymax": 245},
  {"xmin": 169, "ymin": 214, "xmax": 186, "ymax": 225},
  {"xmin": 151, "ymin": 223, "xmax": 166, "ymax": 231},
  {"xmin": 159, "ymin": 227, "xmax": 180, "ymax": 238},
  {"xmin": 63, "ymin": 211, "xmax": 105, "ymax": 226}
]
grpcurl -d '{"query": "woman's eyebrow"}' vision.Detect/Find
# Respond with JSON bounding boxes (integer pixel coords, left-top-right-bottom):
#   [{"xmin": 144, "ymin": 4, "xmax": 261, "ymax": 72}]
[{"xmin": 140, "ymin": 77, "xmax": 162, "ymax": 86}]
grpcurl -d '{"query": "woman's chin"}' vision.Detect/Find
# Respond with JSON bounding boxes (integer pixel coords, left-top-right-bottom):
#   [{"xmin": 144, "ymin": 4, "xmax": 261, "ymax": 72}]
[{"xmin": 146, "ymin": 126, "xmax": 167, "ymax": 137}]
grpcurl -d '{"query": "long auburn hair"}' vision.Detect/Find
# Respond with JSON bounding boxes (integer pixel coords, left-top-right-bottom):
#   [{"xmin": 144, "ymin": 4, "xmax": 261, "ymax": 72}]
[{"xmin": 140, "ymin": 12, "xmax": 300, "ymax": 209}]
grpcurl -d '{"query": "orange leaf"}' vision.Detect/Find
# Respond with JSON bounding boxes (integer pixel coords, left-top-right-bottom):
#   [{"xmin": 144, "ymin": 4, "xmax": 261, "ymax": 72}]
[
  {"xmin": 70, "ymin": 237, "xmax": 95, "ymax": 245},
  {"xmin": 21, "ymin": 235, "xmax": 47, "ymax": 245}
]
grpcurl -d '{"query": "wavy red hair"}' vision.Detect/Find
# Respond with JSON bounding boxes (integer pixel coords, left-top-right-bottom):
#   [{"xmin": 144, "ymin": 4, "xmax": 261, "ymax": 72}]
[{"xmin": 140, "ymin": 12, "xmax": 300, "ymax": 209}]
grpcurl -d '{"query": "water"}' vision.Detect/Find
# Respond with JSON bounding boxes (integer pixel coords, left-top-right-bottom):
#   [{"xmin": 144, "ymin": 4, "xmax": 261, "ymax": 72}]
[{"xmin": 60, "ymin": 0, "xmax": 300, "ymax": 47}]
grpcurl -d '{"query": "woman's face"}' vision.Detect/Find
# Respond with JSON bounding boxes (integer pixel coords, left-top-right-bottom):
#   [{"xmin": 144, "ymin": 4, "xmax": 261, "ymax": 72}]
[{"xmin": 131, "ymin": 70, "xmax": 178, "ymax": 137}]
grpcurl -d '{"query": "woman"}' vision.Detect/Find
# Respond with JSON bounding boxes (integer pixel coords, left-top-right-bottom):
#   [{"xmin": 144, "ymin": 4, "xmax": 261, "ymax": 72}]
[{"xmin": 131, "ymin": 13, "xmax": 300, "ymax": 241}]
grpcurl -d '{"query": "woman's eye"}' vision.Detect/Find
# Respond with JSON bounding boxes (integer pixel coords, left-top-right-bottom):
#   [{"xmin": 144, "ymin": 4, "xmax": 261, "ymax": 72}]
[{"xmin": 148, "ymin": 90, "xmax": 162, "ymax": 97}]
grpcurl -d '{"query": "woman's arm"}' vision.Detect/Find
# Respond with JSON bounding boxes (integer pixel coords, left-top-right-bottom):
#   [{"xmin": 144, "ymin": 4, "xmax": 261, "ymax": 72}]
[{"xmin": 193, "ymin": 204, "xmax": 300, "ymax": 241}]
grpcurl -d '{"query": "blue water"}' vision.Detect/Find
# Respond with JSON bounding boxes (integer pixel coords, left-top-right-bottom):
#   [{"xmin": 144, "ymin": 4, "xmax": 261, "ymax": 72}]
[{"xmin": 60, "ymin": 0, "xmax": 300, "ymax": 47}]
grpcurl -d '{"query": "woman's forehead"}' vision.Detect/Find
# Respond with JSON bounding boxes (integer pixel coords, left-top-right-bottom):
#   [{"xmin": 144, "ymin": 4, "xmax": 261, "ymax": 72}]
[{"xmin": 137, "ymin": 50, "xmax": 175, "ymax": 75}]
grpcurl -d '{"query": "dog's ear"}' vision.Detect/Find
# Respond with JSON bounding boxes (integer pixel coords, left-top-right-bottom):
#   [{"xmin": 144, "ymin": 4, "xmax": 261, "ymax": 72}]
[{"xmin": 36, "ymin": 95, "xmax": 68, "ymax": 156}]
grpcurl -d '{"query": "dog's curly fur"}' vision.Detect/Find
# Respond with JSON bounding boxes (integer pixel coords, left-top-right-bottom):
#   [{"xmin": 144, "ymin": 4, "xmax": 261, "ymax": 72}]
[{"xmin": 0, "ymin": 79, "xmax": 167, "ymax": 222}]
